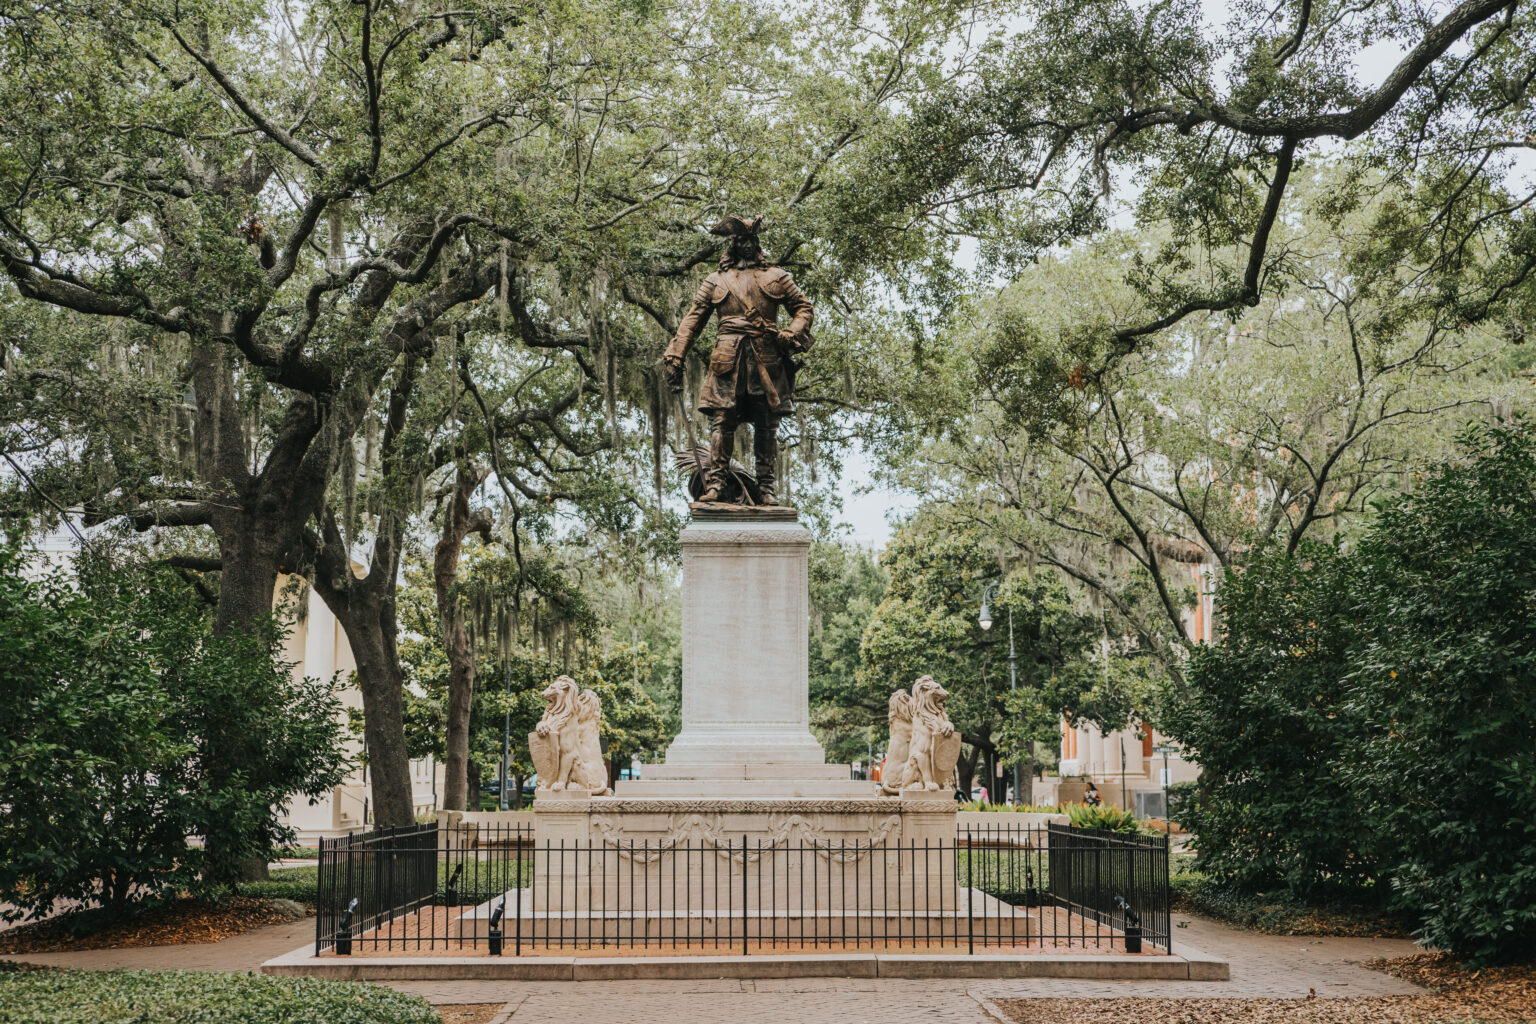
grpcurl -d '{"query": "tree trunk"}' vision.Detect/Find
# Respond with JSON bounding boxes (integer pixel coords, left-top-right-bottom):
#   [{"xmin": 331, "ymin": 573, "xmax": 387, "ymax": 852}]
[
  {"xmin": 344, "ymin": 616, "xmax": 417, "ymax": 828},
  {"xmin": 1018, "ymin": 744, "xmax": 1037, "ymax": 806},
  {"xmin": 205, "ymin": 513, "xmax": 288, "ymax": 881},
  {"xmin": 310, "ymin": 507, "xmax": 417, "ymax": 830},
  {"xmin": 434, "ymin": 465, "xmax": 488, "ymax": 812},
  {"xmin": 957, "ymin": 746, "xmax": 976, "ymax": 797},
  {"xmin": 305, "ymin": 364, "xmax": 423, "ymax": 831}
]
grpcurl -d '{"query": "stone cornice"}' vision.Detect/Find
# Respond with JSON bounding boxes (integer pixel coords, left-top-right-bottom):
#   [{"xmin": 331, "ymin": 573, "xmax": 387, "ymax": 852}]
[{"xmin": 534, "ymin": 798, "xmax": 959, "ymax": 814}]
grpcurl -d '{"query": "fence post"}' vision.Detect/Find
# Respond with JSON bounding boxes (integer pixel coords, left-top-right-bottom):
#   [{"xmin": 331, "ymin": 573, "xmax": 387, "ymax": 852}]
[
  {"xmin": 516, "ymin": 827, "xmax": 523, "ymax": 956},
  {"xmin": 742, "ymin": 833, "xmax": 749, "ymax": 956},
  {"xmin": 966, "ymin": 828, "xmax": 974, "ymax": 955},
  {"xmin": 314, "ymin": 835, "xmax": 325, "ymax": 955},
  {"xmin": 1163, "ymin": 831, "xmax": 1172, "ymax": 955}
]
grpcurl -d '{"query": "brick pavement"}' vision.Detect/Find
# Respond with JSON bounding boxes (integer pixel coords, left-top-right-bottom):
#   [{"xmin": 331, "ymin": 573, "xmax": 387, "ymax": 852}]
[{"xmin": 1, "ymin": 911, "xmax": 1426, "ymax": 1024}]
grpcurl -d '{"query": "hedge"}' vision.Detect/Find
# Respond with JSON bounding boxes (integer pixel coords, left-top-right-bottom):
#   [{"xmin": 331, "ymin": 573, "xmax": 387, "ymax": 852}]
[{"xmin": 0, "ymin": 969, "xmax": 440, "ymax": 1024}]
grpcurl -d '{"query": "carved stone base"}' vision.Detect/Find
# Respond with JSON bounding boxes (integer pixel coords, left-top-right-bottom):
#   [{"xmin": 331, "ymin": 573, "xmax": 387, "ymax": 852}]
[
  {"xmin": 454, "ymin": 889, "xmax": 1035, "ymax": 944},
  {"xmin": 529, "ymin": 795, "xmax": 959, "ymax": 914}
]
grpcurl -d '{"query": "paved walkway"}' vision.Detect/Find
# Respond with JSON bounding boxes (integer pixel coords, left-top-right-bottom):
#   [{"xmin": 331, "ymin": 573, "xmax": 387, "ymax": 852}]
[{"xmin": 1, "ymin": 913, "xmax": 1425, "ymax": 1024}]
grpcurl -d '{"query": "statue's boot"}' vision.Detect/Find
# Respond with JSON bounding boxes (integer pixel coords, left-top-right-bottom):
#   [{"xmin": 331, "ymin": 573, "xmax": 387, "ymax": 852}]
[
  {"xmin": 702, "ymin": 411, "xmax": 735, "ymax": 502},
  {"xmin": 753, "ymin": 413, "xmax": 779, "ymax": 506}
]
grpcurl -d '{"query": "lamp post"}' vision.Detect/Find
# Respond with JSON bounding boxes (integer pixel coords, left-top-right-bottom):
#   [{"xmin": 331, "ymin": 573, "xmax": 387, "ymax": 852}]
[
  {"xmin": 498, "ymin": 657, "xmax": 511, "ymax": 812},
  {"xmin": 1154, "ymin": 743, "xmax": 1179, "ymax": 819},
  {"xmin": 979, "ymin": 582, "xmax": 1023, "ymax": 807},
  {"xmin": 1119, "ymin": 734, "xmax": 1128, "ymax": 811}
]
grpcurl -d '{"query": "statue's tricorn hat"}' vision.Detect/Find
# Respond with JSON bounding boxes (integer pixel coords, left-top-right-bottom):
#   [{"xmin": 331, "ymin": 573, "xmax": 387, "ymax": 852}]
[{"xmin": 709, "ymin": 214, "xmax": 763, "ymax": 238}]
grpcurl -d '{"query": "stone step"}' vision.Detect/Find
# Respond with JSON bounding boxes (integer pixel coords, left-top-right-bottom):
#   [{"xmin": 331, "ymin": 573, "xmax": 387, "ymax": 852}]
[
  {"xmin": 638, "ymin": 762, "xmax": 855, "ymax": 781},
  {"xmin": 612, "ymin": 779, "xmax": 876, "ymax": 799}
]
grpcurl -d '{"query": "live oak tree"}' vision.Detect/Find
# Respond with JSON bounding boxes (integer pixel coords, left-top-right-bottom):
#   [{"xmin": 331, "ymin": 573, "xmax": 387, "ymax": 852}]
[
  {"xmin": 1, "ymin": 0, "xmax": 953, "ymax": 834},
  {"xmin": 837, "ymin": 0, "xmax": 1536, "ymax": 407},
  {"xmin": 0, "ymin": 0, "xmax": 607, "ymax": 829},
  {"xmin": 885, "ymin": 169, "xmax": 1527, "ymax": 686}
]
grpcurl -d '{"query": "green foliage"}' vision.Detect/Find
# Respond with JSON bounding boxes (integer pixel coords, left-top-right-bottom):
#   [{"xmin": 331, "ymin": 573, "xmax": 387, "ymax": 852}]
[
  {"xmin": 1341, "ymin": 422, "xmax": 1536, "ymax": 964},
  {"xmin": 883, "ymin": 170, "xmax": 1528, "ymax": 687},
  {"xmin": 1170, "ymin": 422, "xmax": 1536, "ymax": 962},
  {"xmin": 1063, "ymin": 803, "xmax": 1138, "ymax": 833},
  {"xmin": 232, "ymin": 878, "xmax": 320, "ymax": 906},
  {"xmin": 1164, "ymin": 780, "xmax": 1198, "ymax": 825},
  {"xmin": 959, "ymin": 801, "xmax": 1062, "ymax": 813},
  {"xmin": 808, "ymin": 541, "xmax": 889, "ymax": 762},
  {"xmin": 0, "ymin": 544, "xmax": 349, "ymax": 920},
  {"xmin": 841, "ymin": 0, "xmax": 1536, "ymax": 400},
  {"xmin": 0, "ymin": 969, "xmax": 439, "ymax": 1024},
  {"xmin": 858, "ymin": 521, "xmax": 1144, "ymax": 784},
  {"xmin": 1165, "ymin": 541, "xmax": 1377, "ymax": 897}
]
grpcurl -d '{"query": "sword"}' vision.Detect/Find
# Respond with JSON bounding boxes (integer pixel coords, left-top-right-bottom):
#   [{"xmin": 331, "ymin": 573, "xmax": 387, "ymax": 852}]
[{"xmin": 670, "ymin": 373, "xmax": 702, "ymax": 466}]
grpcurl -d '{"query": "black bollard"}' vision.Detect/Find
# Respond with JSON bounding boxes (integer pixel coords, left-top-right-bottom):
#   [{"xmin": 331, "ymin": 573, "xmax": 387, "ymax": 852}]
[
  {"xmin": 1113, "ymin": 894, "xmax": 1142, "ymax": 953},
  {"xmin": 487, "ymin": 900, "xmax": 505, "ymax": 956},
  {"xmin": 336, "ymin": 897, "xmax": 359, "ymax": 956}
]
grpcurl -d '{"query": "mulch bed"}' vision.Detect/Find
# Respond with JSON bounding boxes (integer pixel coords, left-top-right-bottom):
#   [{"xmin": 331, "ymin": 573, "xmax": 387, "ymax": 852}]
[
  {"xmin": 0, "ymin": 897, "xmax": 302, "ymax": 954},
  {"xmin": 994, "ymin": 953, "xmax": 1536, "ymax": 1023}
]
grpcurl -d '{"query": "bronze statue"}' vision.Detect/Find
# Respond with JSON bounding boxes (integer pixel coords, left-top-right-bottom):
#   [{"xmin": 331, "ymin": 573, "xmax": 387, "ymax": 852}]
[{"xmin": 664, "ymin": 215, "xmax": 814, "ymax": 506}]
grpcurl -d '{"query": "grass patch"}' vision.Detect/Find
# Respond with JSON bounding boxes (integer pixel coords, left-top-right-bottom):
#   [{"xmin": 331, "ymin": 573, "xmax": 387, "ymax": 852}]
[{"xmin": 0, "ymin": 969, "xmax": 439, "ymax": 1024}]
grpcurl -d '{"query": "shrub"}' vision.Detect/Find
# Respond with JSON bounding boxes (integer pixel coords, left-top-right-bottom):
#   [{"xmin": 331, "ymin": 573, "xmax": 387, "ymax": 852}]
[
  {"xmin": 1164, "ymin": 781, "xmax": 1197, "ymax": 825},
  {"xmin": 1165, "ymin": 541, "xmax": 1378, "ymax": 898},
  {"xmin": 0, "ymin": 968, "xmax": 439, "ymax": 1024},
  {"xmin": 1165, "ymin": 423, "xmax": 1536, "ymax": 963},
  {"xmin": 1064, "ymin": 802, "xmax": 1137, "ymax": 832},
  {"xmin": 0, "ymin": 546, "xmax": 350, "ymax": 922},
  {"xmin": 959, "ymin": 800, "xmax": 1062, "ymax": 813},
  {"xmin": 1339, "ymin": 423, "xmax": 1536, "ymax": 963}
]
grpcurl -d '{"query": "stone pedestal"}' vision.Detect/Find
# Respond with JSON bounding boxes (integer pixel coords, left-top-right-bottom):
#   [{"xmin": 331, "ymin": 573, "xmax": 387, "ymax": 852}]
[
  {"xmin": 663, "ymin": 512, "xmax": 826, "ymax": 765},
  {"xmin": 514, "ymin": 509, "xmax": 976, "ymax": 937}
]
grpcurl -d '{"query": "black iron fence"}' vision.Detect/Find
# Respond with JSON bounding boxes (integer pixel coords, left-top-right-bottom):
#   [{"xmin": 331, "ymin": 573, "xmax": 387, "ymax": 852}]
[
  {"xmin": 314, "ymin": 822, "xmax": 1168, "ymax": 956},
  {"xmin": 1044, "ymin": 823, "xmax": 1171, "ymax": 952}
]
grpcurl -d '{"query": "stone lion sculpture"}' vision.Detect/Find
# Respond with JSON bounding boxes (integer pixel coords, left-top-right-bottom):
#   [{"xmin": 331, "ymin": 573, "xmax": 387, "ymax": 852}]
[
  {"xmin": 879, "ymin": 675, "xmax": 961, "ymax": 794},
  {"xmin": 573, "ymin": 689, "xmax": 611, "ymax": 795},
  {"xmin": 878, "ymin": 689, "xmax": 914, "ymax": 796},
  {"xmin": 528, "ymin": 675, "xmax": 609, "ymax": 794}
]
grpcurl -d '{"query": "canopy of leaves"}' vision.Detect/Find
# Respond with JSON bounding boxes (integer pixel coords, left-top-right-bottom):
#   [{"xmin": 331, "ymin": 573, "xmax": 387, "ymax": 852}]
[
  {"xmin": 837, "ymin": 0, "xmax": 1536, "ymax": 401},
  {"xmin": 879, "ymin": 167, "xmax": 1529, "ymax": 689}
]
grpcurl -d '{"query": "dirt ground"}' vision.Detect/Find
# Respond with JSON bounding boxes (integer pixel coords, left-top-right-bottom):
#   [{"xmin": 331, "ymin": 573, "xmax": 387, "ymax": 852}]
[{"xmin": 437, "ymin": 1004, "xmax": 503, "ymax": 1024}]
